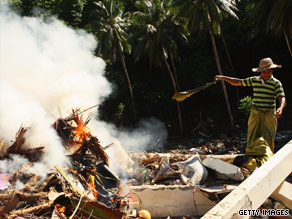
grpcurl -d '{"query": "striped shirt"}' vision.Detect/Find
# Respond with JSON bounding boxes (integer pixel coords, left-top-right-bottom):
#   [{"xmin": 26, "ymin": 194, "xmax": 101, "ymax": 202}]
[{"xmin": 242, "ymin": 76, "xmax": 285, "ymax": 110}]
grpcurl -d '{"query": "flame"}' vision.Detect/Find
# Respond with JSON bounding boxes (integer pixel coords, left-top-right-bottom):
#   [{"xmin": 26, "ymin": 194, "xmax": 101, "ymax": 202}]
[
  {"xmin": 88, "ymin": 174, "xmax": 98, "ymax": 199},
  {"xmin": 72, "ymin": 116, "xmax": 91, "ymax": 146},
  {"xmin": 56, "ymin": 203, "xmax": 66, "ymax": 213}
]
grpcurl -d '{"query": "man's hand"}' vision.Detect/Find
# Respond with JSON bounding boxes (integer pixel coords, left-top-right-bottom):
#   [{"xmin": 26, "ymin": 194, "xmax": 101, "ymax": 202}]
[
  {"xmin": 214, "ymin": 75, "xmax": 223, "ymax": 81},
  {"xmin": 276, "ymin": 96, "xmax": 286, "ymax": 119},
  {"xmin": 276, "ymin": 108, "xmax": 283, "ymax": 119}
]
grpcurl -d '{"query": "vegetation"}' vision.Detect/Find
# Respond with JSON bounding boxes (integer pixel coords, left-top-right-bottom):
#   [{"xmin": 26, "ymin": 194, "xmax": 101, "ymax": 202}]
[
  {"xmin": 238, "ymin": 96, "xmax": 252, "ymax": 116},
  {"xmin": 6, "ymin": 0, "xmax": 292, "ymax": 136}
]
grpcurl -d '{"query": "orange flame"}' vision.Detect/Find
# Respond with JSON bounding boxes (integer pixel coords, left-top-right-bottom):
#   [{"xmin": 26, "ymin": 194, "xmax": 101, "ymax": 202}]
[
  {"xmin": 73, "ymin": 117, "xmax": 90, "ymax": 146},
  {"xmin": 56, "ymin": 203, "xmax": 66, "ymax": 213}
]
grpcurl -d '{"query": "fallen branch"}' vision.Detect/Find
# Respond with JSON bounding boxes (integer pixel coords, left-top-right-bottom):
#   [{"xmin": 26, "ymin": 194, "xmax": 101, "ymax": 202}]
[
  {"xmin": 0, "ymin": 191, "xmax": 47, "ymax": 201},
  {"xmin": 7, "ymin": 201, "xmax": 53, "ymax": 218},
  {"xmin": 1, "ymin": 191, "xmax": 20, "ymax": 215}
]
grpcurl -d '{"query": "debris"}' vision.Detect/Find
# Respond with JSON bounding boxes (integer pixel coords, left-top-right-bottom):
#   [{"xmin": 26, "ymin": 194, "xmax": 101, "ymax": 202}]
[
  {"xmin": 152, "ymin": 156, "xmax": 182, "ymax": 184},
  {"xmin": 0, "ymin": 109, "xmax": 126, "ymax": 218},
  {"xmin": 202, "ymin": 157, "xmax": 244, "ymax": 181},
  {"xmin": 172, "ymin": 154, "xmax": 208, "ymax": 185},
  {"xmin": 129, "ymin": 184, "xmax": 216, "ymax": 217},
  {"xmin": 0, "ymin": 174, "xmax": 10, "ymax": 190},
  {"xmin": 202, "ymin": 140, "xmax": 292, "ymax": 218},
  {"xmin": 271, "ymin": 181, "xmax": 292, "ymax": 209},
  {"xmin": 1, "ymin": 106, "xmax": 288, "ymax": 218}
]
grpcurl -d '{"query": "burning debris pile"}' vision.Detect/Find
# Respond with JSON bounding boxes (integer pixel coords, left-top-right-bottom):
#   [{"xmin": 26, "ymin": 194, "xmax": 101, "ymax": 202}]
[
  {"xmin": 0, "ymin": 109, "xmax": 126, "ymax": 219},
  {"xmin": 0, "ymin": 108, "xmax": 252, "ymax": 219},
  {"xmin": 1, "ymin": 108, "xmax": 290, "ymax": 219},
  {"xmin": 7, "ymin": 105, "xmax": 289, "ymax": 219}
]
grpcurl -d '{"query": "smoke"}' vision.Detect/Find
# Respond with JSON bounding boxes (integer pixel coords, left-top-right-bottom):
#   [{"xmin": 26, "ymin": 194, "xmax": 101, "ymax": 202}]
[
  {"xmin": 0, "ymin": 155, "xmax": 29, "ymax": 174},
  {"xmin": 0, "ymin": 4, "xmax": 167, "ymax": 176},
  {"xmin": 0, "ymin": 5, "xmax": 111, "ymax": 170},
  {"xmin": 112, "ymin": 117, "xmax": 167, "ymax": 151}
]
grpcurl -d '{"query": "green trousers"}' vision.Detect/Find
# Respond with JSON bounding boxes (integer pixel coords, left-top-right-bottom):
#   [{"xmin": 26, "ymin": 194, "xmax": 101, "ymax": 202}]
[{"xmin": 246, "ymin": 107, "xmax": 277, "ymax": 153}]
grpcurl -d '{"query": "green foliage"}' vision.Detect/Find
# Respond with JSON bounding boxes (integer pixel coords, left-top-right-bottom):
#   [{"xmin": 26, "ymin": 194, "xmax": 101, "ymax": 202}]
[
  {"xmin": 8, "ymin": 0, "xmax": 86, "ymax": 26},
  {"xmin": 173, "ymin": 0, "xmax": 238, "ymax": 36},
  {"xmin": 114, "ymin": 102, "xmax": 125, "ymax": 126},
  {"xmin": 87, "ymin": 0, "xmax": 132, "ymax": 63},
  {"xmin": 238, "ymin": 96, "xmax": 253, "ymax": 116},
  {"xmin": 245, "ymin": 0, "xmax": 292, "ymax": 39},
  {"xmin": 130, "ymin": 0, "xmax": 188, "ymax": 70}
]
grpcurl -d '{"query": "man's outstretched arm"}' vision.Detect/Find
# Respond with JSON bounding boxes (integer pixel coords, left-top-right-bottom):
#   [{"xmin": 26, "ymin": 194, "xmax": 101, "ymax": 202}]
[{"xmin": 214, "ymin": 75, "xmax": 243, "ymax": 86}]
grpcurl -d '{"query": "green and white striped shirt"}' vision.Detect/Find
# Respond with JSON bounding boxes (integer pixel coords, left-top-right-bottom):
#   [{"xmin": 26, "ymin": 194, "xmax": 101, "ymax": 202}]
[{"xmin": 242, "ymin": 76, "xmax": 285, "ymax": 110}]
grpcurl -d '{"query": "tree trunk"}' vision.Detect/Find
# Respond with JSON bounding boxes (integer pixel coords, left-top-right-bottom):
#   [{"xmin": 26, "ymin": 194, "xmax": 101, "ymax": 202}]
[
  {"xmin": 209, "ymin": 28, "xmax": 235, "ymax": 133},
  {"xmin": 221, "ymin": 30, "xmax": 240, "ymax": 105},
  {"xmin": 119, "ymin": 51, "xmax": 137, "ymax": 122},
  {"xmin": 170, "ymin": 52, "xmax": 185, "ymax": 131},
  {"xmin": 170, "ymin": 52, "xmax": 180, "ymax": 91},
  {"xmin": 284, "ymin": 31, "xmax": 292, "ymax": 60},
  {"xmin": 163, "ymin": 57, "xmax": 184, "ymax": 133}
]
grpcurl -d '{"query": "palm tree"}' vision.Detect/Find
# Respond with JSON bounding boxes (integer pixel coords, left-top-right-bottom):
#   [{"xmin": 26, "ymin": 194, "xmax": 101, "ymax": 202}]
[
  {"xmin": 174, "ymin": 0, "xmax": 238, "ymax": 132},
  {"xmin": 87, "ymin": 0, "xmax": 136, "ymax": 120},
  {"xmin": 130, "ymin": 0, "xmax": 188, "ymax": 133},
  {"xmin": 247, "ymin": 0, "xmax": 292, "ymax": 59},
  {"xmin": 221, "ymin": 29, "xmax": 240, "ymax": 105}
]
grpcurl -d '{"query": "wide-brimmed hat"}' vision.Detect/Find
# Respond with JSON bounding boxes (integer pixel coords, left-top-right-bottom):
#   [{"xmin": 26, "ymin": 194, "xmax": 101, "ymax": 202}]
[{"xmin": 252, "ymin": 57, "xmax": 282, "ymax": 72}]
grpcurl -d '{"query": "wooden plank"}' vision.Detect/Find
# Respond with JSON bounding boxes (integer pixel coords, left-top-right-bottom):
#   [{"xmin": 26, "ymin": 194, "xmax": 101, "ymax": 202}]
[
  {"xmin": 202, "ymin": 140, "xmax": 292, "ymax": 219},
  {"xmin": 271, "ymin": 181, "xmax": 292, "ymax": 210}
]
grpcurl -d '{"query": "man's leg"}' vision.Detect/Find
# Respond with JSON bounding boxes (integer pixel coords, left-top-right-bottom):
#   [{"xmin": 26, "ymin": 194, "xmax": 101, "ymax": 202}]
[
  {"xmin": 263, "ymin": 111, "xmax": 277, "ymax": 152},
  {"xmin": 247, "ymin": 107, "xmax": 263, "ymax": 149}
]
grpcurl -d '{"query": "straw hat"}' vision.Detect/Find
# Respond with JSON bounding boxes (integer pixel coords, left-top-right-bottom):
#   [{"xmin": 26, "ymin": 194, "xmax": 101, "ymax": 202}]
[{"xmin": 252, "ymin": 57, "xmax": 282, "ymax": 72}]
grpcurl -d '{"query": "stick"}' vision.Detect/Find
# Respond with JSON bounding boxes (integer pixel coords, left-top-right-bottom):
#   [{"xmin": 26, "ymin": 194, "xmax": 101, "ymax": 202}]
[
  {"xmin": 79, "ymin": 104, "xmax": 100, "ymax": 114},
  {"xmin": 9, "ymin": 201, "xmax": 53, "ymax": 217},
  {"xmin": 0, "ymin": 191, "xmax": 47, "ymax": 201},
  {"xmin": 58, "ymin": 106, "xmax": 62, "ymax": 118},
  {"xmin": 69, "ymin": 193, "xmax": 85, "ymax": 219}
]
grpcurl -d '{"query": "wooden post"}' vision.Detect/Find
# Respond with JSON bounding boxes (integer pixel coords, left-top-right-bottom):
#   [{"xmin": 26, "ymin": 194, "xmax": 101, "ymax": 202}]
[{"xmin": 202, "ymin": 140, "xmax": 292, "ymax": 218}]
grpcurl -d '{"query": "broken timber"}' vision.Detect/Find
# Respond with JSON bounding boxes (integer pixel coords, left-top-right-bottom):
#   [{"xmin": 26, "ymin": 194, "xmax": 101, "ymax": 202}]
[
  {"xmin": 202, "ymin": 140, "xmax": 292, "ymax": 219},
  {"xmin": 271, "ymin": 180, "xmax": 292, "ymax": 210}
]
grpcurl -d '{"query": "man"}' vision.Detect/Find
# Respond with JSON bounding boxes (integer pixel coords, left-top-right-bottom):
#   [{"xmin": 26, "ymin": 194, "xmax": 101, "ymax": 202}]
[{"xmin": 214, "ymin": 57, "xmax": 286, "ymax": 153}]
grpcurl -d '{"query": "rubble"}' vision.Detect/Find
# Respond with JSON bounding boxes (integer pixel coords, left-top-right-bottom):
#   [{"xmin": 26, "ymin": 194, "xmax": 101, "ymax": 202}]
[
  {"xmin": 172, "ymin": 154, "xmax": 208, "ymax": 185},
  {"xmin": 202, "ymin": 157, "xmax": 244, "ymax": 181},
  {"xmin": 202, "ymin": 140, "xmax": 292, "ymax": 219},
  {"xmin": 0, "ymin": 109, "xmax": 126, "ymax": 219},
  {"xmin": 0, "ymin": 108, "xmax": 291, "ymax": 218}
]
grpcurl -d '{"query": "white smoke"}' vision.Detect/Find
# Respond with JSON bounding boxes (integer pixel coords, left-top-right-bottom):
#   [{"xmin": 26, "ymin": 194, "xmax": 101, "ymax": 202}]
[
  {"xmin": 0, "ymin": 5, "xmax": 111, "ymax": 170},
  {"xmin": 112, "ymin": 117, "xmax": 167, "ymax": 151},
  {"xmin": 0, "ymin": 4, "xmax": 167, "ymax": 177},
  {"xmin": 0, "ymin": 155, "xmax": 29, "ymax": 174}
]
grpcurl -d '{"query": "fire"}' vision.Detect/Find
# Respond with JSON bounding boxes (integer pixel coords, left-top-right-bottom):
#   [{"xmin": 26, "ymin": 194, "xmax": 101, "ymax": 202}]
[
  {"xmin": 88, "ymin": 174, "xmax": 98, "ymax": 199},
  {"xmin": 56, "ymin": 203, "xmax": 66, "ymax": 213},
  {"xmin": 72, "ymin": 115, "xmax": 91, "ymax": 147}
]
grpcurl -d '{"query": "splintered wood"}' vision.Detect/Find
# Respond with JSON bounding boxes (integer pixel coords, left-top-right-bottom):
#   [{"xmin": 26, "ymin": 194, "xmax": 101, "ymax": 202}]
[{"xmin": 0, "ymin": 109, "xmax": 125, "ymax": 219}]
